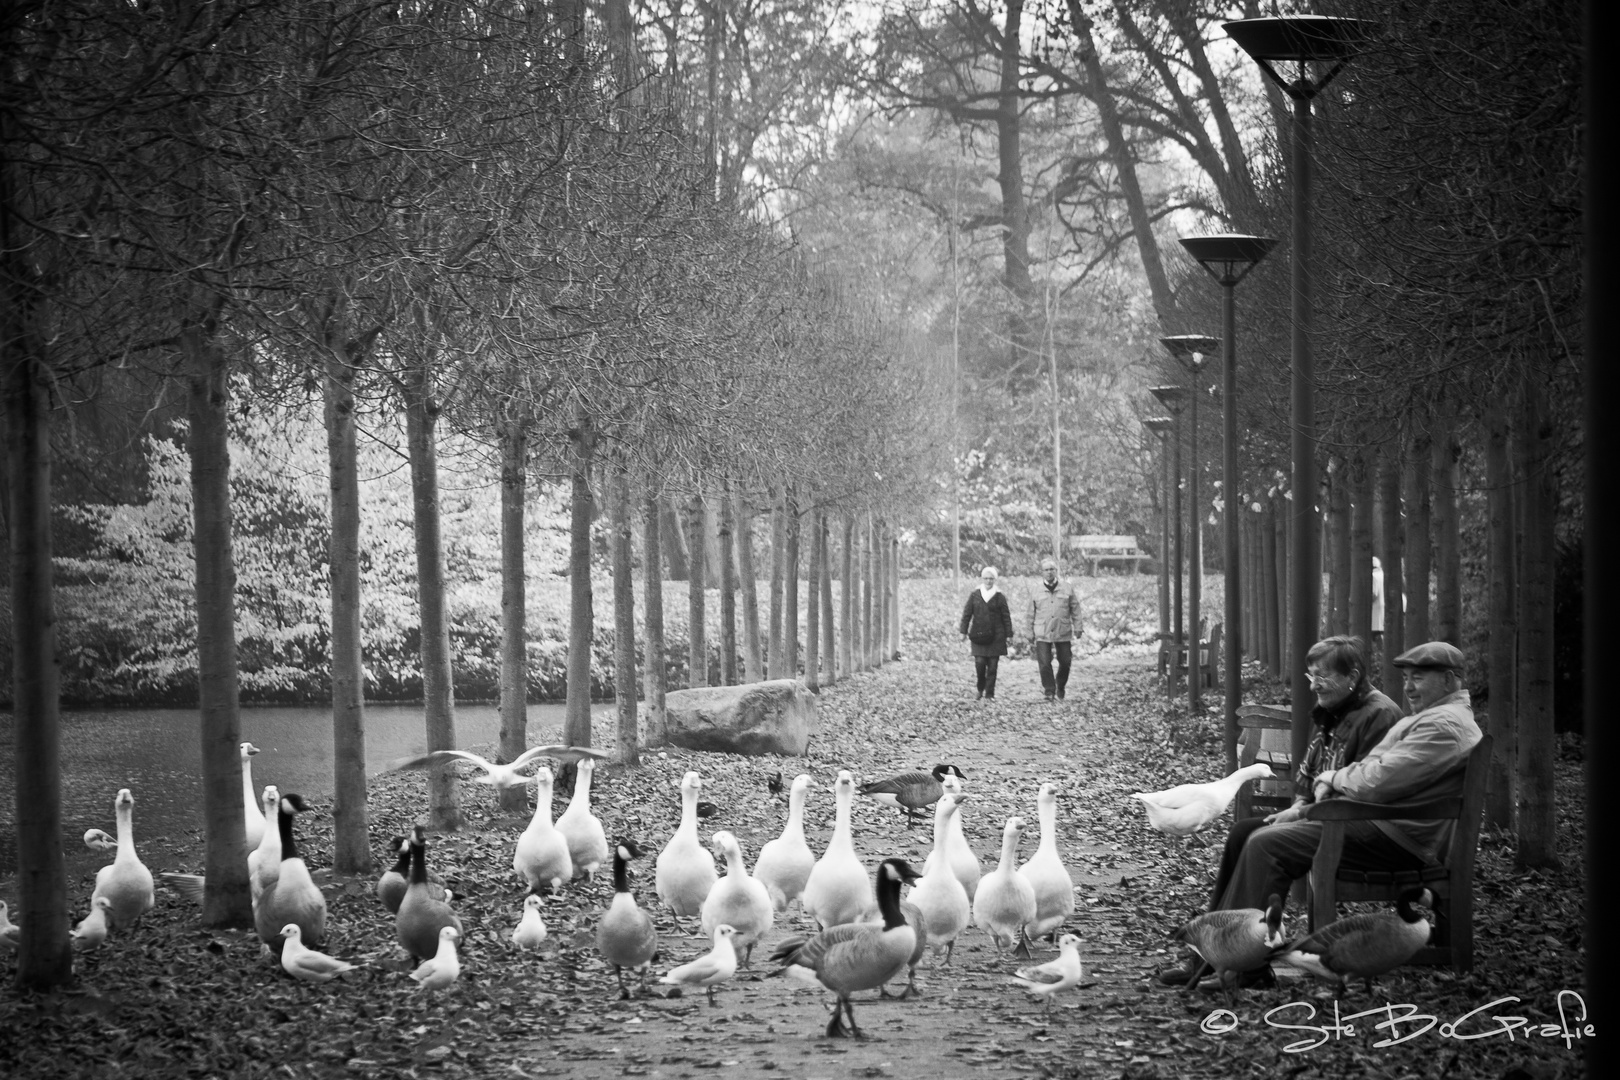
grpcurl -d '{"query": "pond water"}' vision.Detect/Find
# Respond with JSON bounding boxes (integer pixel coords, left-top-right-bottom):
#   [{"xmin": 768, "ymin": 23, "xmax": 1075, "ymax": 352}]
[{"xmin": 0, "ymin": 701, "xmax": 613, "ymax": 895}]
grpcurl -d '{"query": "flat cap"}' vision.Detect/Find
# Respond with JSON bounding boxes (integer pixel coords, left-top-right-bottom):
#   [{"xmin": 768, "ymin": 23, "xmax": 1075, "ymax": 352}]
[{"xmin": 1392, "ymin": 641, "xmax": 1465, "ymax": 671}]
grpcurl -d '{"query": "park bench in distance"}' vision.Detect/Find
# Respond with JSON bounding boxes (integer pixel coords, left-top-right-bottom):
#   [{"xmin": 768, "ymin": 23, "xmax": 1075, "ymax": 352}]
[{"xmin": 1068, "ymin": 534, "xmax": 1146, "ymax": 575}]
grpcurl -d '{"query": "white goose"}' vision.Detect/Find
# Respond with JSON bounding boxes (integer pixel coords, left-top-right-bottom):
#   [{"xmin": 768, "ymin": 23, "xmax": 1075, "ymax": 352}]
[
  {"xmin": 596, "ymin": 839, "xmax": 659, "ymax": 998},
  {"xmin": 280, "ymin": 923, "xmax": 357, "ymax": 983},
  {"xmin": 91, "ymin": 788, "xmax": 155, "ymax": 929},
  {"xmin": 770, "ymin": 858, "xmax": 922, "ymax": 1039},
  {"xmin": 253, "ymin": 793, "xmax": 326, "ymax": 954},
  {"xmin": 1010, "ymin": 933, "xmax": 1085, "ymax": 1014},
  {"xmin": 700, "ymin": 831, "xmax": 774, "ymax": 966},
  {"xmin": 973, "ymin": 816, "xmax": 1037, "ymax": 957},
  {"xmin": 752, "ymin": 773, "xmax": 815, "ymax": 914},
  {"xmin": 555, "ymin": 757, "xmax": 610, "ymax": 882},
  {"xmin": 907, "ymin": 791, "xmax": 972, "ymax": 965},
  {"xmin": 411, "ymin": 925, "xmax": 462, "ymax": 991},
  {"xmin": 923, "ymin": 773, "xmax": 981, "ymax": 900},
  {"xmin": 1018, "ymin": 782, "xmax": 1075, "ymax": 957},
  {"xmin": 239, "ymin": 742, "xmax": 266, "ymax": 850},
  {"xmin": 71, "ymin": 896, "xmax": 113, "ymax": 951},
  {"xmin": 514, "ymin": 767, "xmax": 573, "ymax": 894},
  {"xmin": 1131, "ymin": 763, "xmax": 1274, "ymax": 837},
  {"xmin": 801, "ymin": 770, "xmax": 874, "ymax": 931},
  {"xmin": 660, "ymin": 923, "xmax": 739, "ymax": 1004},
  {"xmin": 655, "ymin": 772, "xmax": 718, "ymax": 922},
  {"xmin": 512, "ymin": 895, "xmax": 548, "ymax": 950}
]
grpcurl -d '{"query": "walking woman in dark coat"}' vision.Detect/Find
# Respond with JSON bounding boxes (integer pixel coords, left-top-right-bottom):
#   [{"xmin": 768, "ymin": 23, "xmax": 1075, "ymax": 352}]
[{"xmin": 959, "ymin": 566, "xmax": 1015, "ymax": 699}]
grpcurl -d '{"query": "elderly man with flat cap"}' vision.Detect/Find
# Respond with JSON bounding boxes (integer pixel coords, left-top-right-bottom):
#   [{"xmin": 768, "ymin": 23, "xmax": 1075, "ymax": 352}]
[
  {"xmin": 1157, "ymin": 640, "xmax": 1480, "ymax": 988},
  {"xmin": 1027, "ymin": 556, "xmax": 1082, "ymax": 702}
]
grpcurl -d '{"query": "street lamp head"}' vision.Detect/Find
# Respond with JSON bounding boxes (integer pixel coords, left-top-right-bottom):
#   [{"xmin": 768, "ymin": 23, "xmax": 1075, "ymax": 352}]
[
  {"xmin": 1224, "ymin": 16, "xmax": 1373, "ymax": 98},
  {"xmin": 1179, "ymin": 234, "xmax": 1276, "ymax": 287},
  {"xmin": 1142, "ymin": 417, "xmax": 1173, "ymax": 438},
  {"xmin": 1148, "ymin": 385, "xmax": 1187, "ymax": 414},
  {"xmin": 1160, "ymin": 334, "xmax": 1221, "ymax": 371}
]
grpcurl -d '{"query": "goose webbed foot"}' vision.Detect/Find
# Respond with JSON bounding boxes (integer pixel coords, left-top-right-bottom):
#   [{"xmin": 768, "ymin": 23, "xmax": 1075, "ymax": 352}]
[{"xmin": 1012, "ymin": 933, "xmax": 1033, "ymax": 961}]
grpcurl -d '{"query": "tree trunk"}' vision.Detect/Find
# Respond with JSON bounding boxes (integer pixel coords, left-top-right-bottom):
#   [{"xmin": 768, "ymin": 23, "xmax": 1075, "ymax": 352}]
[
  {"xmin": 1275, "ymin": 492, "xmax": 1290, "ymax": 674},
  {"xmin": 1262, "ymin": 499, "xmax": 1281, "ymax": 676},
  {"xmin": 324, "ymin": 336, "xmax": 370, "ymax": 876},
  {"xmin": 1378, "ymin": 446, "xmax": 1405, "ymax": 695},
  {"xmin": 498, "ymin": 419, "xmax": 529, "ymax": 814},
  {"xmin": 1328, "ymin": 456, "xmax": 1350, "ymax": 634},
  {"xmin": 641, "ymin": 494, "xmax": 668, "ymax": 745},
  {"xmin": 4, "ymin": 329, "xmax": 71, "ymax": 988},
  {"xmin": 862, "ymin": 518, "xmax": 876, "ymax": 670},
  {"xmin": 1485, "ymin": 398, "xmax": 1517, "ymax": 828},
  {"xmin": 785, "ymin": 489, "xmax": 800, "ymax": 677},
  {"xmin": 995, "ymin": 0, "xmax": 1036, "ymax": 380},
  {"xmin": 820, "ymin": 514, "xmax": 836, "ymax": 687},
  {"xmin": 1432, "ymin": 420, "xmax": 1463, "ymax": 644},
  {"xmin": 768, "ymin": 493, "xmax": 786, "ymax": 678},
  {"xmin": 890, "ymin": 533, "xmax": 902, "ymax": 661},
  {"xmin": 610, "ymin": 470, "xmax": 638, "ymax": 765},
  {"xmin": 806, "ymin": 505, "xmax": 822, "ymax": 690},
  {"xmin": 1515, "ymin": 375, "xmax": 1558, "ymax": 869},
  {"xmin": 840, "ymin": 516, "xmax": 855, "ymax": 675},
  {"xmin": 685, "ymin": 494, "xmax": 707, "ymax": 687},
  {"xmin": 404, "ymin": 362, "xmax": 461, "ymax": 831},
  {"xmin": 184, "ymin": 327, "xmax": 251, "ymax": 926},
  {"xmin": 703, "ymin": 496, "xmax": 725, "ymax": 591},
  {"xmin": 1405, "ymin": 431, "xmax": 1433, "ymax": 644},
  {"xmin": 736, "ymin": 491, "xmax": 763, "ymax": 681},
  {"xmin": 660, "ymin": 496, "xmax": 689, "ymax": 580},
  {"xmin": 563, "ymin": 419, "xmax": 596, "ymax": 746},
  {"xmin": 719, "ymin": 483, "xmax": 738, "ymax": 685},
  {"xmin": 1349, "ymin": 452, "xmax": 1374, "ymax": 646}
]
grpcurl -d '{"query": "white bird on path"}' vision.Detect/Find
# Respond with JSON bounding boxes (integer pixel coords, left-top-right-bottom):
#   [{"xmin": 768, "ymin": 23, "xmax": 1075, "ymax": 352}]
[
  {"xmin": 1009, "ymin": 933, "xmax": 1085, "ymax": 1014},
  {"xmin": 512, "ymin": 895, "xmax": 548, "ymax": 950},
  {"xmin": 71, "ymin": 896, "xmax": 113, "ymax": 951},
  {"xmin": 280, "ymin": 923, "xmax": 357, "ymax": 983},
  {"xmin": 659, "ymin": 924, "xmax": 739, "ymax": 1004},
  {"xmin": 411, "ymin": 926, "xmax": 462, "ymax": 991}
]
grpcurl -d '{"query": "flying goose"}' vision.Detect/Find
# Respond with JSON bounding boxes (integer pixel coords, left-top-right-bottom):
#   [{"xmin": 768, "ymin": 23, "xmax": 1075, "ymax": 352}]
[{"xmin": 388, "ymin": 744, "xmax": 609, "ymax": 791}]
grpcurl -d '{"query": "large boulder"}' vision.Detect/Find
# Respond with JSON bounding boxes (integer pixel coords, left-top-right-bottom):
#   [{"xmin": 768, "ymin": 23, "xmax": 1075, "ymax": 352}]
[{"xmin": 663, "ymin": 679, "xmax": 815, "ymax": 757}]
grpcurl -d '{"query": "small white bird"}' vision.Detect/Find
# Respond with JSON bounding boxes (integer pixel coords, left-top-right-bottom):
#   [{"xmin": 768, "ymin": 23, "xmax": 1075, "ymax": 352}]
[
  {"xmin": 973, "ymin": 816, "xmax": 1037, "ymax": 957},
  {"xmin": 71, "ymin": 896, "xmax": 113, "ymax": 951},
  {"xmin": 280, "ymin": 923, "xmax": 357, "ymax": 983},
  {"xmin": 411, "ymin": 926, "xmax": 462, "ymax": 991},
  {"xmin": 1131, "ymin": 763, "xmax": 1274, "ymax": 837},
  {"xmin": 389, "ymin": 744, "xmax": 609, "ymax": 790},
  {"xmin": 512, "ymin": 895, "xmax": 548, "ymax": 950},
  {"xmin": 1010, "ymin": 933, "xmax": 1085, "ymax": 1014},
  {"xmin": 82, "ymin": 829, "xmax": 117, "ymax": 853},
  {"xmin": 659, "ymin": 924, "xmax": 739, "ymax": 1005}
]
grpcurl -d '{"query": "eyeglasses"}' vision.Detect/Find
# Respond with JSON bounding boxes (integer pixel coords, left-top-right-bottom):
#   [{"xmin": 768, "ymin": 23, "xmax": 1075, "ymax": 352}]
[{"xmin": 1306, "ymin": 670, "xmax": 1346, "ymax": 687}]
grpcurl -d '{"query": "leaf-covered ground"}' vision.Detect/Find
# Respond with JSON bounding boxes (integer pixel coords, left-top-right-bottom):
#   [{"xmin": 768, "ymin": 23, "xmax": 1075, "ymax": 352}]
[{"xmin": 1, "ymin": 650, "xmax": 1588, "ymax": 1080}]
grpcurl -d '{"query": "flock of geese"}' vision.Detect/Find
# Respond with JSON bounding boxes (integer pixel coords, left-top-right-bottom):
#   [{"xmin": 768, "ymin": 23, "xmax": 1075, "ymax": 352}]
[{"xmin": 0, "ymin": 744, "xmax": 1440, "ymax": 1034}]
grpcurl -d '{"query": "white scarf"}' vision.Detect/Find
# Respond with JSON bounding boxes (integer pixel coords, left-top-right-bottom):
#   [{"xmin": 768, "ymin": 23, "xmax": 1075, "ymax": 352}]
[{"xmin": 979, "ymin": 585, "xmax": 998, "ymax": 601}]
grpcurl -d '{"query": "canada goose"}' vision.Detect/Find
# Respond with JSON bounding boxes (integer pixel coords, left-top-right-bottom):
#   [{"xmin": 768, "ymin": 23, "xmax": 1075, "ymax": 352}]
[
  {"xmin": 1018, "ymin": 783, "xmax": 1075, "ymax": 957},
  {"xmin": 0, "ymin": 901, "xmax": 20, "ymax": 953},
  {"xmin": 655, "ymin": 772, "xmax": 718, "ymax": 923},
  {"xmin": 239, "ymin": 742, "xmax": 266, "ymax": 850},
  {"xmin": 1277, "ymin": 887, "xmax": 1434, "ymax": 998},
  {"xmin": 752, "ymin": 773, "xmax": 815, "ymax": 914},
  {"xmin": 514, "ymin": 767, "xmax": 573, "ymax": 895},
  {"xmin": 883, "ymin": 898, "xmax": 929, "ymax": 1000},
  {"xmin": 1010, "ymin": 933, "xmax": 1085, "ymax": 1014},
  {"xmin": 770, "ymin": 857, "xmax": 922, "ymax": 1039},
  {"xmin": 411, "ymin": 926, "xmax": 461, "ymax": 991},
  {"xmin": 1131, "ymin": 763, "xmax": 1274, "ymax": 837},
  {"xmin": 1172, "ymin": 893, "xmax": 1286, "ymax": 1004},
  {"xmin": 512, "ymin": 895, "xmax": 547, "ymax": 950},
  {"xmin": 376, "ymin": 834, "xmax": 449, "ymax": 914},
  {"xmin": 973, "ymin": 816, "xmax": 1037, "ymax": 957},
  {"xmin": 280, "ymin": 923, "xmax": 357, "ymax": 983},
  {"xmin": 700, "ymin": 831, "xmax": 774, "ymax": 966},
  {"xmin": 71, "ymin": 896, "xmax": 113, "ymax": 951},
  {"xmin": 907, "ymin": 792, "xmax": 972, "ymax": 965},
  {"xmin": 660, "ymin": 923, "xmax": 739, "ymax": 1004},
  {"xmin": 596, "ymin": 839, "xmax": 659, "ymax": 998},
  {"xmin": 90, "ymin": 789, "xmax": 155, "ymax": 929},
  {"xmin": 253, "ymin": 793, "xmax": 325, "ymax": 954},
  {"xmin": 923, "ymin": 774, "xmax": 981, "ymax": 901},
  {"xmin": 801, "ymin": 771, "xmax": 875, "ymax": 931},
  {"xmin": 157, "ymin": 780, "xmax": 283, "ymax": 907},
  {"xmin": 555, "ymin": 757, "xmax": 610, "ymax": 881},
  {"xmin": 388, "ymin": 744, "xmax": 610, "ymax": 791},
  {"xmin": 397, "ymin": 826, "xmax": 464, "ymax": 963},
  {"xmin": 858, "ymin": 764, "xmax": 967, "ymax": 828}
]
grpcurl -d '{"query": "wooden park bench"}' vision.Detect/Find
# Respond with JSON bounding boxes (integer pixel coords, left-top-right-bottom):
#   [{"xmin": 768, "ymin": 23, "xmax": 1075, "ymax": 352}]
[
  {"xmin": 1068, "ymin": 534, "xmax": 1147, "ymax": 575},
  {"xmin": 1234, "ymin": 702, "xmax": 1295, "ymax": 819},
  {"xmin": 1155, "ymin": 622, "xmax": 1222, "ymax": 692}
]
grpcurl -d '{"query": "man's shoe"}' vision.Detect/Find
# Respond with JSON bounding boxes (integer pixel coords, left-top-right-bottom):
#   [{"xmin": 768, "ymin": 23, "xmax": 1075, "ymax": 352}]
[
  {"xmin": 1235, "ymin": 965, "xmax": 1275, "ymax": 990},
  {"xmin": 1044, "ymin": 693, "xmax": 1055, "ymax": 702},
  {"xmin": 1056, "ymin": 689, "xmax": 1066, "ymax": 700},
  {"xmin": 1154, "ymin": 960, "xmax": 1204, "ymax": 987}
]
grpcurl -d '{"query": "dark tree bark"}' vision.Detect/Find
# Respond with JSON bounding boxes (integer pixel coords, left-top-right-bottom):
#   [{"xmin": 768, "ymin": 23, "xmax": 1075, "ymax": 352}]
[
  {"xmin": 498, "ymin": 419, "xmax": 530, "ymax": 814},
  {"xmin": 1432, "ymin": 419, "xmax": 1463, "ymax": 644},
  {"xmin": 1405, "ymin": 431, "xmax": 1433, "ymax": 644},
  {"xmin": 641, "ymin": 494, "xmax": 668, "ymax": 746},
  {"xmin": 1378, "ymin": 447, "xmax": 1405, "ymax": 695},
  {"xmin": 685, "ymin": 494, "xmax": 708, "ymax": 687},
  {"xmin": 819, "ymin": 513, "xmax": 837, "ymax": 687},
  {"xmin": 768, "ymin": 493, "xmax": 786, "ymax": 678},
  {"xmin": 840, "ymin": 515, "xmax": 855, "ymax": 675},
  {"xmin": 184, "ymin": 327, "xmax": 251, "ymax": 925},
  {"xmin": 719, "ymin": 483, "xmax": 738, "ymax": 685},
  {"xmin": 610, "ymin": 470, "xmax": 638, "ymax": 765},
  {"xmin": 1485, "ymin": 398, "xmax": 1517, "ymax": 828},
  {"xmin": 660, "ymin": 496, "xmax": 690, "ymax": 580},
  {"xmin": 404, "ymin": 362, "xmax": 461, "ymax": 830},
  {"xmin": 736, "ymin": 491, "xmax": 763, "ymax": 681},
  {"xmin": 806, "ymin": 506, "xmax": 822, "ymax": 690},
  {"xmin": 1515, "ymin": 375, "xmax": 1558, "ymax": 869},
  {"xmin": 1328, "ymin": 456, "xmax": 1351, "ymax": 634},
  {"xmin": 1349, "ymin": 453, "xmax": 1375, "ymax": 646},
  {"xmin": 564, "ymin": 419, "xmax": 597, "ymax": 746},
  {"xmin": 785, "ymin": 489, "xmax": 801, "ymax": 676}
]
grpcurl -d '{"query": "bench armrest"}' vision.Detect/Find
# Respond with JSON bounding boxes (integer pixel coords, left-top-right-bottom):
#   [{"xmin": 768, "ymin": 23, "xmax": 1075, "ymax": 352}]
[{"xmin": 1302, "ymin": 796, "xmax": 1464, "ymax": 822}]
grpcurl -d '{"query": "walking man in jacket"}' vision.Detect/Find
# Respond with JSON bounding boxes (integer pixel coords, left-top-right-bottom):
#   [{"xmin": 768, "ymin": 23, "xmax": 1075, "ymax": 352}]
[{"xmin": 1027, "ymin": 556, "xmax": 1082, "ymax": 702}]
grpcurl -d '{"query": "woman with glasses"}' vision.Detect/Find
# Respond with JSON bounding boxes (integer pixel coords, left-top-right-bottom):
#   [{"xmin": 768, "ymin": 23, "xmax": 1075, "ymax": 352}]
[{"xmin": 958, "ymin": 566, "xmax": 1015, "ymax": 700}]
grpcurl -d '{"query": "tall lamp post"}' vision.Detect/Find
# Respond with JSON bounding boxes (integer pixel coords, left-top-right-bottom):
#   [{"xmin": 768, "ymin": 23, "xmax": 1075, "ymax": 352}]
[
  {"xmin": 1179, "ymin": 235, "xmax": 1276, "ymax": 773},
  {"xmin": 1143, "ymin": 417, "xmax": 1174, "ymax": 672},
  {"xmin": 1149, "ymin": 385, "xmax": 1188, "ymax": 695},
  {"xmin": 1160, "ymin": 338, "xmax": 1216, "ymax": 714},
  {"xmin": 1225, "ymin": 14, "xmax": 1368, "ymax": 767}
]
